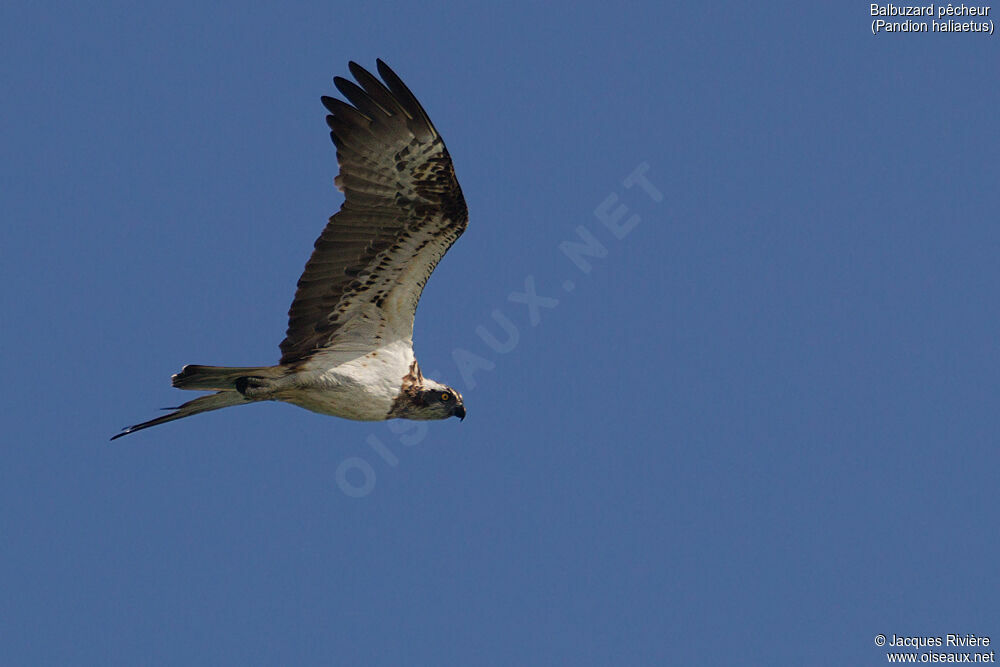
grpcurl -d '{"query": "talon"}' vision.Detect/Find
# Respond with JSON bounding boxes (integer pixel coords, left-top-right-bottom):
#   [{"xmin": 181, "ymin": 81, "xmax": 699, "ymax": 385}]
[{"xmin": 235, "ymin": 376, "xmax": 267, "ymax": 396}]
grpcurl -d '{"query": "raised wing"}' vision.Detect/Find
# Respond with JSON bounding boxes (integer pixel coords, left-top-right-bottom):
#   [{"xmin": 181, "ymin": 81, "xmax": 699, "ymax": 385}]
[{"xmin": 279, "ymin": 60, "xmax": 468, "ymax": 365}]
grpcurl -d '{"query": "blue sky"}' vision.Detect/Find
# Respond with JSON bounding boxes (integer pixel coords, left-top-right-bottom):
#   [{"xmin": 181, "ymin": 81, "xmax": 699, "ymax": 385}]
[{"xmin": 2, "ymin": 2, "xmax": 998, "ymax": 665}]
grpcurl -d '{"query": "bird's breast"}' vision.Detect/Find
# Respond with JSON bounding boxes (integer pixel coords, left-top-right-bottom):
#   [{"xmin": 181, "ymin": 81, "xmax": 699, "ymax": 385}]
[{"xmin": 280, "ymin": 340, "xmax": 417, "ymax": 421}]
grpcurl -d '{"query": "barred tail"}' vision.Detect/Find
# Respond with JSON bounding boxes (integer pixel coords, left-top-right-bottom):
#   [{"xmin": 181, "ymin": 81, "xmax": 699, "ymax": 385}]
[
  {"xmin": 111, "ymin": 391, "xmax": 249, "ymax": 441},
  {"xmin": 171, "ymin": 364, "xmax": 282, "ymax": 390}
]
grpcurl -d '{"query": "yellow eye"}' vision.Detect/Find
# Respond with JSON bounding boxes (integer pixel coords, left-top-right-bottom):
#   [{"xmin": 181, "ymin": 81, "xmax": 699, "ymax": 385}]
[{"xmin": 441, "ymin": 393, "xmax": 451, "ymax": 401}]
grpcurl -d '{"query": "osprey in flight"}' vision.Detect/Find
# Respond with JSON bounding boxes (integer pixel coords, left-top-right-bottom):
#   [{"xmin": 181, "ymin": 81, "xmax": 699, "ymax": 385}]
[{"xmin": 113, "ymin": 60, "xmax": 467, "ymax": 440}]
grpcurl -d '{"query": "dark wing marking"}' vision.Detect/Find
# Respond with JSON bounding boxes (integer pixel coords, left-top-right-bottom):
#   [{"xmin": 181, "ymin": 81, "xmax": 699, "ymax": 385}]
[{"xmin": 279, "ymin": 60, "xmax": 468, "ymax": 365}]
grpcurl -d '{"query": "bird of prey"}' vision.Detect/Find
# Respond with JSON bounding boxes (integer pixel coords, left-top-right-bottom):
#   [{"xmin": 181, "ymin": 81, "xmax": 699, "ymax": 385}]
[{"xmin": 112, "ymin": 60, "xmax": 468, "ymax": 440}]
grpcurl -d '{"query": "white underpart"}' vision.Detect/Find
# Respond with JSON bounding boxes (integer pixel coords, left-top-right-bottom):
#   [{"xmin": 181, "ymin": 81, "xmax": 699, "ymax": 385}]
[{"xmin": 280, "ymin": 338, "xmax": 416, "ymax": 420}]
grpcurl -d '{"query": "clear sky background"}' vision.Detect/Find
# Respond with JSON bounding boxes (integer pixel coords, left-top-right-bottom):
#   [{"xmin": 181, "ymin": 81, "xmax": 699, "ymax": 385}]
[{"xmin": 2, "ymin": 2, "xmax": 997, "ymax": 665}]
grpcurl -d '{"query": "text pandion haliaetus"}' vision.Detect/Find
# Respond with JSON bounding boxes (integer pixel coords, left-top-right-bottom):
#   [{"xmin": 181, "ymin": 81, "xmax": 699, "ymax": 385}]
[{"xmin": 113, "ymin": 60, "xmax": 468, "ymax": 440}]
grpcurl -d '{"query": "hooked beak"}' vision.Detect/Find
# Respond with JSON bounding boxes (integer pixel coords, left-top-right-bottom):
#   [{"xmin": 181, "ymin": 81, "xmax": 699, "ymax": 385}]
[{"xmin": 453, "ymin": 404, "xmax": 466, "ymax": 421}]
